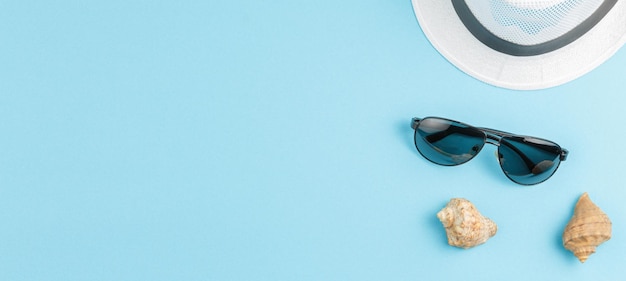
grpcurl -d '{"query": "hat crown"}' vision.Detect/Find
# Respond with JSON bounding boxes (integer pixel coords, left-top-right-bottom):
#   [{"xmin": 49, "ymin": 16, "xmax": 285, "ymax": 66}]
[
  {"xmin": 504, "ymin": 0, "xmax": 567, "ymax": 9},
  {"xmin": 465, "ymin": 0, "xmax": 604, "ymax": 45}
]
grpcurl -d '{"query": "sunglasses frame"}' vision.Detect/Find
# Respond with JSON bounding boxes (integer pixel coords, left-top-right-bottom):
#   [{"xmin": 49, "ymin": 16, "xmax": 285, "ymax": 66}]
[{"xmin": 411, "ymin": 117, "xmax": 568, "ymax": 185}]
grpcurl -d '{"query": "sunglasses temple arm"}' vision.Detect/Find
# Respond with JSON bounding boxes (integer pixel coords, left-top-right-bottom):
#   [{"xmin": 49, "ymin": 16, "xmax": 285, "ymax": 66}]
[
  {"xmin": 560, "ymin": 149, "xmax": 569, "ymax": 161},
  {"xmin": 477, "ymin": 127, "xmax": 515, "ymax": 138},
  {"xmin": 411, "ymin": 117, "xmax": 421, "ymax": 130}
]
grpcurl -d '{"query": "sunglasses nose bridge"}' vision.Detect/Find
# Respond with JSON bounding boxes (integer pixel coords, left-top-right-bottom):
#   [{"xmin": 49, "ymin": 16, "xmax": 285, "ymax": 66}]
[{"xmin": 484, "ymin": 133, "xmax": 501, "ymax": 146}]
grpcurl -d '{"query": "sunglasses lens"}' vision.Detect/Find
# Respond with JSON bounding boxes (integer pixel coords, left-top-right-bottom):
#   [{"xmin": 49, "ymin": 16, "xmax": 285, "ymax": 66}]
[
  {"xmin": 414, "ymin": 118, "xmax": 486, "ymax": 165},
  {"xmin": 498, "ymin": 137, "xmax": 563, "ymax": 185}
]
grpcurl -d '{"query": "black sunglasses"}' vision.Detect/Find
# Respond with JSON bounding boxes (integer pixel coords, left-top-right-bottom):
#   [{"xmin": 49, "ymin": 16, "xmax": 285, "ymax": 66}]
[{"xmin": 411, "ymin": 117, "xmax": 568, "ymax": 185}]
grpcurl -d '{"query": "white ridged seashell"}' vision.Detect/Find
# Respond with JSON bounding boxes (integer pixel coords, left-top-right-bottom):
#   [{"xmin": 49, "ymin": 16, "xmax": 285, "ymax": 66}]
[{"xmin": 437, "ymin": 198, "xmax": 497, "ymax": 249}]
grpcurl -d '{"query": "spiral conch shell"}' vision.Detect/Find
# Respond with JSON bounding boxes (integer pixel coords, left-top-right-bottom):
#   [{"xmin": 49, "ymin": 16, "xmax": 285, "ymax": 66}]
[
  {"xmin": 437, "ymin": 198, "xmax": 497, "ymax": 249},
  {"xmin": 562, "ymin": 192, "xmax": 612, "ymax": 263}
]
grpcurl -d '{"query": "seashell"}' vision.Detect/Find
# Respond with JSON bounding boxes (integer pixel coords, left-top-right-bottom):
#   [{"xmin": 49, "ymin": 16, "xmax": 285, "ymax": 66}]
[
  {"xmin": 437, "ymin": 198, "xmax": 497, "ymax": 249},
  {"xmin": 562, "ymin": 192, "xmax": 612, "ymax": 263}
]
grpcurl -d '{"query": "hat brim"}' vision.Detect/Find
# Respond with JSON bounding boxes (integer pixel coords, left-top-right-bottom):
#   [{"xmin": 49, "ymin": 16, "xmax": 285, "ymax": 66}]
[{"xmin": 412, "ymin": 0, "xmax": 626, "ymax": 90}]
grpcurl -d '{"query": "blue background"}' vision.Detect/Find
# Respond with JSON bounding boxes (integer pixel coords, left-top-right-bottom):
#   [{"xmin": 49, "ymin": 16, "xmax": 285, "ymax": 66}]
[{"xmin": 1, "ymin": 1, "xmax": 624, "ymax": 280}]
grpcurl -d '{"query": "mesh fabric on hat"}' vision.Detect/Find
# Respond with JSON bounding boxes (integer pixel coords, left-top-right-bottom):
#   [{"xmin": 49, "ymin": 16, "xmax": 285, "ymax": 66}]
[{"xmin": 466, "ymin": 0, "xmax": 604, "ymax": 45}]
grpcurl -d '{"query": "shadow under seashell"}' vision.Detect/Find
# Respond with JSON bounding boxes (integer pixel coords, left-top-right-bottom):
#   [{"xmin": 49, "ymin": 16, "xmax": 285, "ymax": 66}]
[{"xmin": 562, "ymin": 192, "xmax": 612, "ymax": 263}]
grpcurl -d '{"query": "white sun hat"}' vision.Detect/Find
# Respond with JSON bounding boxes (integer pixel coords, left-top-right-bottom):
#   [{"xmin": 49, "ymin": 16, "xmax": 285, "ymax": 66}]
[{"xmin": 411, "ymin": 0, "xmax": 626, "ymax": 90}]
